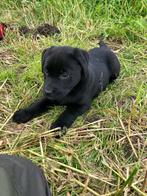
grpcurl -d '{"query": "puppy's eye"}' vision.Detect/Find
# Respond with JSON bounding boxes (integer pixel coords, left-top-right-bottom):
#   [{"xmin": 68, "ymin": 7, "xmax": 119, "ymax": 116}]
[{"xmin": 59, "ymin": 72, "xmax": 69, "ymax": 80}]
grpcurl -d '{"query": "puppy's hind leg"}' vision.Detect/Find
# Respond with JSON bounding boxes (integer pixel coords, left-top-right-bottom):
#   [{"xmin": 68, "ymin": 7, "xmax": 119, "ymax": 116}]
[
  {"xmin": 99, "ymin": 40, "xmax": 120, "ymax": 82},
  {"xmin": 107, "ymin": 51, "xmax": 121, "ymax": 82}
]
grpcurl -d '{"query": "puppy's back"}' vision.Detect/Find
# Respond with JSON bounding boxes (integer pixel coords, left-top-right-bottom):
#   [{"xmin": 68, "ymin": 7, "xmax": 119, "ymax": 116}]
[{"xmin": 89, "ymin": 42, "xmax": 120, "ymax": 82}]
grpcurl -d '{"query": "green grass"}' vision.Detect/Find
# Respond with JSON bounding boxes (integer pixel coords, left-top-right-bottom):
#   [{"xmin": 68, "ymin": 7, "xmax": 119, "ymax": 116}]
[{"xmin": 0, "ymin": 0, "xmax": 147, "ymax": 195}]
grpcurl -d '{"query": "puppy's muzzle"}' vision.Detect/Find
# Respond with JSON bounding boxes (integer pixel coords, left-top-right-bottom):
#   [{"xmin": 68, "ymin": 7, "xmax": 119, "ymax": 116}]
[
  {"xmin": 44, "ymin": 89, "xmax": 54, "ymax": 96},
  {"xmin": 45, "ymin": 89, "xmax": 53, "ymax": 94}
]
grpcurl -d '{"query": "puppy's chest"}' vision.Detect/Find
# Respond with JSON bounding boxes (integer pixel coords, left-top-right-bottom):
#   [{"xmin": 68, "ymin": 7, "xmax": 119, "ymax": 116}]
[{"xmin": 60, "ymin": 92, "xmax": 89, "ymax": 106}]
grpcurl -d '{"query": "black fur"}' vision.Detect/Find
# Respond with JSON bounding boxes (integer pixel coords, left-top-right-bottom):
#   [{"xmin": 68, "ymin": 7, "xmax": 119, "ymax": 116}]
[{"xmin": 12, "ymin": 42, "xmax": 120, "ymax": 130}]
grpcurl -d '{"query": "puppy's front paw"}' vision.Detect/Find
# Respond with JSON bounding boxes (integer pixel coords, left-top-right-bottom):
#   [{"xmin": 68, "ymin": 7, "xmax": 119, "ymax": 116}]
[
  {"xmin": 12, "ymin": 109, "xmax": 32, "ymax": 123},
  {"xmin": 50, "ymin": 122, "xmax": 67, "ymax": 138},
  {"xmin": 50, "ymin": 119, "xmax": 70, "ymax": 130},
  {"xmin": 50, "ymin": 122, "xmax": 63, "ymax": 130}
]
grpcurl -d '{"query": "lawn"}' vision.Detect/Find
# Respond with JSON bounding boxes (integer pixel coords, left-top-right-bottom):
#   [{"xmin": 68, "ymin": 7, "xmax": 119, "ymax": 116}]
[{"xmin": 0, "ymin": 0, "xmax": 147, "ymax": 195}]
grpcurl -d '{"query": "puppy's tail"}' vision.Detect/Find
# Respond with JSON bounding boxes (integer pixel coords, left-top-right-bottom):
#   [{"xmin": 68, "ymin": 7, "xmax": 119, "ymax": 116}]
[{"xmin": 99, "ymin": 40, "xmax": 107, "ymax": 48}]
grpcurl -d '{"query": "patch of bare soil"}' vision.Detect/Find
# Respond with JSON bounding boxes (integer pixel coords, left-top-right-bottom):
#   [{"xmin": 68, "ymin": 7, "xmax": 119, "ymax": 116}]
[
  {"xmin": 19, "ymin": 23, "xmax": 60, "ymax": 39},
  {"xmin": 0, "ymin": 50, "xmax": 19, "ymax": 67}
]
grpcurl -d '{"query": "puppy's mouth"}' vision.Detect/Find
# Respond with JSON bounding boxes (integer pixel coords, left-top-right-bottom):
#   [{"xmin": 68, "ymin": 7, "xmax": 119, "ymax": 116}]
[{"xmin": 44, "ymin": 91, "xmax": 68, "ymax": 101}]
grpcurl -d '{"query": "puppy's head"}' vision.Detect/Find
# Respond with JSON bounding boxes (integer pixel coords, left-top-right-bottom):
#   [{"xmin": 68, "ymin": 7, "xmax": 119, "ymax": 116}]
[{"xmin": 42, "ymin": 46, "xmax": 89, "ymax": 101}]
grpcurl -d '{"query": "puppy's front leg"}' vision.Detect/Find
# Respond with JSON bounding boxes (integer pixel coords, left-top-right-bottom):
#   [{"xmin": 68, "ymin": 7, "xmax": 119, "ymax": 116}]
[
  {"xmin": 51, "ymin": 104, "xmax": 90, "ymax": 129},
  {"xmin": 12, "ymin": 97, "xmax": 52, "ymax": 123}
]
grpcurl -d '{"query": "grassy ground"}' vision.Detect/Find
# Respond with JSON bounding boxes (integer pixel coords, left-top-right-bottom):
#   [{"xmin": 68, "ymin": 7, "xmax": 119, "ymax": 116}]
[{"xmin": 0, "ymin": 0, "xmax": 147, "ymax": 195}]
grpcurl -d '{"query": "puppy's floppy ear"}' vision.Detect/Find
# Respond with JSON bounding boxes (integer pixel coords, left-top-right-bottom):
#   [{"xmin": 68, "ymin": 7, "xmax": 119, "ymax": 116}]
[
  {"xmin": 41, "ymin": 46, "xmax": 55, "ymax": 72},
  {"xmin": 73, "ymin": 48, "xmax": 89, "ymax": 79}
]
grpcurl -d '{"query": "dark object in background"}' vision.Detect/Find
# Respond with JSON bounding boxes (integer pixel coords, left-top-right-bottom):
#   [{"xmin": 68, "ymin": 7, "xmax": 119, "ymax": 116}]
[
  {"xmin": 0, "ymin": 154, "xmax": 51, "ymax": 196},
  {"xmin": 33, "ymin": 23, "xmax": 60, "ymax": 38},
  {"xmin": 19, "ymin": 23, "xmax": 60, "ymax": 38},
  {"xmin": 12, "ymin": 41, "xmax": 120, "ymax": 133},
  {"xmin": 0, "ymin": 23, "xmax": 7, "ymax": 40},
  {"xmin": 19, "ymin": 25, "xmax": 31, "ymax": 36}
]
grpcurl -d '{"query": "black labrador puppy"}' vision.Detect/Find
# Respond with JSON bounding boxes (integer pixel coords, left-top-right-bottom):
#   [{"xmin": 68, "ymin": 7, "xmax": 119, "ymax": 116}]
[{"xmin": 12, "ymin": 41, "xmax": 120, "ymax": 130}]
